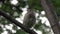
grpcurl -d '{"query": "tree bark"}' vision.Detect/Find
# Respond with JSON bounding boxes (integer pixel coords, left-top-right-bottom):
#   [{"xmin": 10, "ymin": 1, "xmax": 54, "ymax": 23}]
[{"xmin": 41, "ymin": 0, "xmax": 60, "ymax": 34}]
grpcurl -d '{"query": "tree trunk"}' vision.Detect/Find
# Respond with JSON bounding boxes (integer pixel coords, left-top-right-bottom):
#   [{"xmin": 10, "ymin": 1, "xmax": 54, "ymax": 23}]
[{"xmin": 41, "ymin": 0, "xmax": 60, "ymax": 34}]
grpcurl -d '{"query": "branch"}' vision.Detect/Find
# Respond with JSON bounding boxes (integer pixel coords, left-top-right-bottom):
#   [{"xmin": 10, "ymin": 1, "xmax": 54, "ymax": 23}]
[
  {"xmin": 0, "ymin": 10, "xmax": 37, "ymax": 34},
  {"xmin": 41, "ymin": 0, "xmax": 60, "ymax": 34}
]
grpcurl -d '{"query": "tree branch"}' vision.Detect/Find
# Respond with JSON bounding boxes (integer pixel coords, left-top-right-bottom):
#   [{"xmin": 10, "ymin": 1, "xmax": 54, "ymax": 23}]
[{"xmin": 0, "ymin": 10, "xmax": 37, "ymax": 34}]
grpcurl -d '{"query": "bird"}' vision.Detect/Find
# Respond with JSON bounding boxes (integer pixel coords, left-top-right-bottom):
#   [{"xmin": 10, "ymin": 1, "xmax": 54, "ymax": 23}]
[{"xmin": 23, "ymin": 8, "xmax": 36, "ymax": 28}]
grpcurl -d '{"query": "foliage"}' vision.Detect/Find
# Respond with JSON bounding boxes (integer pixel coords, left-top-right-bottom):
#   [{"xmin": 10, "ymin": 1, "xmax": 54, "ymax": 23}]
[
  {"xmin": 16, "ymin": 29, "xmax": 27, "ymax": 34},
  {"xmin": 27, "ymin": 0, "xmax": 43, "ymax": 11},
  {"xmin": 0, "ymin": 0, "xmax": 60, "ymax": 34},
  {"xmin": 51, "ymin": 0, "xmax": 60, "ymax": 20}
]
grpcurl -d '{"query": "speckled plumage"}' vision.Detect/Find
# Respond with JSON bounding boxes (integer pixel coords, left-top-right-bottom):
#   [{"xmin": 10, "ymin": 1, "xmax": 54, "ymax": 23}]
[{"xmin": 23, "ymin": 9, "xmax": 36, "ymax": 28}]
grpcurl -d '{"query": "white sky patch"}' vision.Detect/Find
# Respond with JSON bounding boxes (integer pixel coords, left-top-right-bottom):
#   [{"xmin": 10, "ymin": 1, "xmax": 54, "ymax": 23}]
[
  {"xmin": 21, "ymin": 8, "xmax": 27, "ymax": 20},
  {"xmin": 12, "ymin": 30, "xmax": 16, "ymax": 33},
  {"xmin": 40, "ymin": 11, "xmax": 51, "ymax": 27},
  {"xmin": 51, "ymin": 29, "xmax": 54, "ymax": 34},
  {"xmin": 3, "ymin": 28, "xmax": 6, "ymax": 31},
  {"xmin": 5, "ymin": 25, "xmax": 13, "ymax": 30},
  {"xmin": 21, "ymin": 6, "xmax": 28, "ymax": 16},
  {"xmin": 34, "ymin": 29, "xmax": 42, "ymax": 34},
  {"xmin": 40, "ymin": 17, "xmax": 50, "ymax": 27},
  {"xmin": 16, "ymin": 6, "xmax": 28, "ymax": 24},
  {"xmin": 0, "ymin": 24, "xmax": 4, "ymax": 28},
  {"xmin": 9, "ymin": 24, "xmax": 13, "ymax": 27},
  {"xmin": 36, "ymin": 31, "xmax": 42, "ymax": 34},
  {"xmin": 10, "ymin": 0, "xmax": 18, "ymax": 5},
  {"xmin": 35, "ymin": 12, "xmax": 39, "ymax": 18},
  {"xmin": 41, "ymin": 11, "xmax": 45, "ymax": 15},
  {"xmin": 35, "ymin": 13, "xmax": 39, "ymax": 23},
  {"xmin": 16, "ymin": 18, "xmax": 23, "ymax": 24},
  {"xmin": 1, "ymin": 31, "xmax": 8, "ymax": 34},
  {"xmin": 15, "ymin": 7, "xmax": 28, "ymax": 29},
  {"xmin": 0, "ymin": 24, "xmax": 7, "ymax": 31},
  {"xmin": 17, "ymin": 26, "xmax": 21, "ymax": 29}
]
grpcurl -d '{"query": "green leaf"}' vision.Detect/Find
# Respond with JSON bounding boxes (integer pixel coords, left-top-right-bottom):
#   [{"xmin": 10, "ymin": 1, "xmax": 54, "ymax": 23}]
[
  {"xmin": 27, "ymin": 0, "xmax": 43, "ymax": 10},
  {"xmin": 16, "ymin": 30, "xmax": 27, "ymax": 34}
]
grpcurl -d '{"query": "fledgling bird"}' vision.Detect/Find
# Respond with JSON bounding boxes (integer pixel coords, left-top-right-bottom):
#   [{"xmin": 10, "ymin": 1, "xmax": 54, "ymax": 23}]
[{"xmin": 23, "ymin": 8, "xmax": 36, "ymax": 28}]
